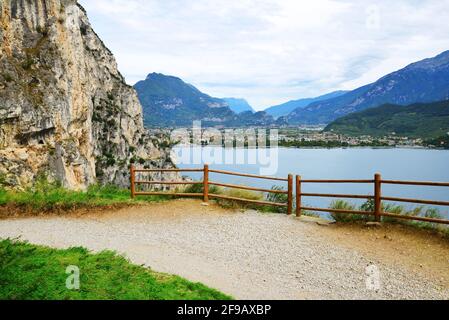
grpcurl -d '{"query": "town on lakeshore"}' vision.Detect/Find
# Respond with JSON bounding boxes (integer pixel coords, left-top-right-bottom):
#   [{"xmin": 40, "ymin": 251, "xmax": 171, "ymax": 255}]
[{"xmin": 150, "ymin": 126, "xmax": 449, "ymax": 149}]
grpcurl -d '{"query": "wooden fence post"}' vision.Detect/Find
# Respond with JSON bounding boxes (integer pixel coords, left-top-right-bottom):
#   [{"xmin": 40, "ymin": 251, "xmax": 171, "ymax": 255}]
[
  {"xmin": 374, "ymin": 173, "xmax": 382, "ymax": 222},
  {"xmin": 130, "ymin": 165, "xmax": 136, "ymax": 199},
  {"xmin": 203, "ymin": 164, "xmax": 209, "ymax": 203},
  {"xmin": 296, "ymin": 175, "xmax": 302, "ymax": 217},
  {"xmin": 287, "ymin": 174, "xmax": 293, "ymax": 215}
]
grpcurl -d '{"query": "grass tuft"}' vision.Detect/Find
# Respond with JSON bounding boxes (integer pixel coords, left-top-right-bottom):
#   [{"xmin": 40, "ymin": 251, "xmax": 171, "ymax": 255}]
[
  {"xmin": 0, "ymin": 179, "xmax": 166, "ymax": 217},
  {"xmin": 328, "ymin": 199, "xmax": 449, "ymax": 236}
]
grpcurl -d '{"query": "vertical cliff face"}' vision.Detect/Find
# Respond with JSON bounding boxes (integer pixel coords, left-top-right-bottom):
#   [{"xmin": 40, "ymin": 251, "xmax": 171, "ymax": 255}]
[{"xmin": 0, "ymin": 0, "xmax": 174, "ymax": 189}]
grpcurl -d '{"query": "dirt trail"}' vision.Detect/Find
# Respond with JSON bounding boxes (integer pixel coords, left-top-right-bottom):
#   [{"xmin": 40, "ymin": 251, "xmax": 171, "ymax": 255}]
[{"xmin": 0, "ymin": 199, "xmax": 448, "ymax": 300}]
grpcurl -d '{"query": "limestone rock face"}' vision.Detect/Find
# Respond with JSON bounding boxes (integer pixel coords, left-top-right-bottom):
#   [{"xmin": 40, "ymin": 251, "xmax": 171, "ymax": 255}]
[{"xmin": 0, "ymin": 0, "xmax": 175, "ymax": 189}]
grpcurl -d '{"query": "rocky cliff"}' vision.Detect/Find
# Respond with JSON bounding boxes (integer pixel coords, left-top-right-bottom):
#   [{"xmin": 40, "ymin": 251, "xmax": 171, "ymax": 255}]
[{"xmin": 0, "ymin": 0, "xmax": 175, "ymax": 189}]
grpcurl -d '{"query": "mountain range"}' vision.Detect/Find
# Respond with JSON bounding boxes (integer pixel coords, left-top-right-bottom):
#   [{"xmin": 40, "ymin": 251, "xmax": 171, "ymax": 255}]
[
  {"xmin": 134, "ymin": 73, "xmax": 278, "ymax": 127},
  {"xmin": 265, "ymin": 91, "xmax": 348, "ymax": 119},
  {"xmin": 134, "ymin": 50, "xmax": 449, "ymax": 135},
  {"xmin": 286, "ymin": 50, "xmax": 449, "ymax": 124},
  {"xmin": 135, "ymin": 73, "xmax": 233, "ymax": 127}
]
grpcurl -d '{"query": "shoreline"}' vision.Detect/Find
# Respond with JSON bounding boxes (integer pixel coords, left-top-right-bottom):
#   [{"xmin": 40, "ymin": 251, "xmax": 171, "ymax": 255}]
[{"xmin": 173, "ymin": 144, "xmax": 448, "ymax": 151}]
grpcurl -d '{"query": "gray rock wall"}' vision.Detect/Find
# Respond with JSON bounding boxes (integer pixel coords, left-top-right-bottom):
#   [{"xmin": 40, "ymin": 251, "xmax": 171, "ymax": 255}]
[{"xmin": 0, "ymin": 0, "xmax": 176, "ymax": 189}]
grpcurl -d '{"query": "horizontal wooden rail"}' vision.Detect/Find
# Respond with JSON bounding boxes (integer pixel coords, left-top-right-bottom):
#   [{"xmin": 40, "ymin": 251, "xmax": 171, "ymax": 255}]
[
  {"xmin": 131, "ymin": 165, "xmax": 292, "ymax": 211},
  {"xmin": 381, "ymin": 180, "xmax": 449, "ymax": 187},
  {"xmin": 300, "ymin": 207, "xmax": 374, "ymax": 216},
  {"xmin": 209, "ymin": 194, "xmax": 287, "ymax": 207},
  {"xmin": 134, "ymin": 168, "xmax": 204, "ymax": 173},
  {"xmin": 135, "ymin": 181, "xmax": 202, "ymax": 185},
  {"xmin": 296, "ymin": 173, "xmax": 449, "ymax": 224},
  {"xmin": 209, "ymin": 182, "xmax": 288, "ymax": 194},
  {"xmin": 301, "ymin": 179, "xmax": 374, "ymax": 183},
  {"xmin": 131, "ymin": 166, "xmax": 449, "ymax": 225},
  {"xmin": 381, "ymin": 212, "xmax": 449, "ymax": 225},
  {"xmin": 302, "ymin": 193, "xmax": 374, "ymax": 200},
  {"xmin": 134, "ymin": 192, "xmax": 203, "ymax": 197},
  {"xmin": 209, "ymin": 169, "xmax": 288, "ymax": 182},
  {"xmin": 381, "ymin": 196, "xmax": 449, "ymax": 207}
]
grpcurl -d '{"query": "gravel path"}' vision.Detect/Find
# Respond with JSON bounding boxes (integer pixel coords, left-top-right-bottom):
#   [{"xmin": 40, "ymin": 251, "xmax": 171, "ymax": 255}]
[{"xmin": 0, "ymin": 199, "xmax": 447, "ymax": 300}]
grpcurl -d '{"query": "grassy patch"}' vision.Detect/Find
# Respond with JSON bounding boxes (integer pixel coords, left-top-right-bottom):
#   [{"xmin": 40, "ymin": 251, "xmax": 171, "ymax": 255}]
[
  {"xmin": 184, "ymin": 183, "xmax": 289, "ymax": 213},
  {"xmin": 0, "ymin": 239, "xmax": 231, "ymax": 300},
  {"xmin": 0, "ymin": 179, "xmax": 166, "ymax": 216},
  {"xmin": 328, "ymin": 199, "xmax": 449, "ymax": 236}
]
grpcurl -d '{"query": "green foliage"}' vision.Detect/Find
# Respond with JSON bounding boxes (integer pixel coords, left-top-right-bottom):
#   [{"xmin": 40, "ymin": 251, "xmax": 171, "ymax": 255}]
[
  {"xmin": 21, "ymin": 57, "xmax": 35, "ymax": 70},
  {"xmin": 0, "ymin": 173, "xmax": 6, "ymax": 187},
  {"xmin": 280, "ymin": 139, "xmax": 350, "ymax": 148},
  {"xmin": 300, "ymin": 210, "xmax": 320, "ymax": 218},
  {"xmin": 279, "ymin": 139, "xmax": 389, "ymax": 148},
  {"xmin": 185, "ymin": 183, "xmax": 289, "ymax": 214},
  {"xmin": 0, "ymin": 239, "xmax": 231, "ymax": 300},
  {"xmin": 2, "ymin": 73, "xmax": 13, "ymax": 82},
  {"xmin": 328, "ymin": 199, "xmax": 448, "ymax": 235},
  {"xmin": 0, "ymin": 180, "xmax": 165, "ymax": 214},
  {"xmin": 225, "ymin": 188, "xmax": 264, "ymax": 201},
  {"xmin": 264, "ymin": 186, "xmax": 289, "ymax": 213},
  {"xmin": 329, "ymin": 200, "xmax": 371, "ymax": 222},
  {"xmin": 425, "ymin": 135, "xmax": 449, "ymax": 149},
  {"xmin": 325, "ymin": 101, "xmax": 449, "ymax": 139}
]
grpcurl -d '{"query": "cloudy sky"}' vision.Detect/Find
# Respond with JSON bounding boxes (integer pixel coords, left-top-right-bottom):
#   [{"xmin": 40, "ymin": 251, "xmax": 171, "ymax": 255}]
[{"xmin": 79, "ymin": 0, "xmax": 449, "ymax": 110}]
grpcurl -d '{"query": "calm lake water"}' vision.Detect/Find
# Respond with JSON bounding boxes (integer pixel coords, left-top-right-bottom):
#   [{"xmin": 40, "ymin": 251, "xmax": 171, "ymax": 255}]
[{"xmin": 172, "ymin": 146, "xmax": 449, "ymax": 219}]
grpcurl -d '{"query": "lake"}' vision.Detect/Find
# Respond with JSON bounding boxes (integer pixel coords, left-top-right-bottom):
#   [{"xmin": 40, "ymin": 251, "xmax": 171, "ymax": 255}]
[{"xmin": 172, "ymin": 146, "xmax": 449, "ymax": 219}]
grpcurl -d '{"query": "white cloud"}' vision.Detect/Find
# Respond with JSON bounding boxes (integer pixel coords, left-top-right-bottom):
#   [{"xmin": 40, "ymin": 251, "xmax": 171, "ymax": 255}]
[{"xmin": 79, "ymin": 0, "xmax": 449, "ymax": 110}]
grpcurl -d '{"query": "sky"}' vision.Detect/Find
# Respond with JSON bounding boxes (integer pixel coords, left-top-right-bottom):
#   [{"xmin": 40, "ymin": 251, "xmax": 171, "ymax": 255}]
[{"xmin": 79, "ymin": 0, "xmax": 449, "ymax": 110}]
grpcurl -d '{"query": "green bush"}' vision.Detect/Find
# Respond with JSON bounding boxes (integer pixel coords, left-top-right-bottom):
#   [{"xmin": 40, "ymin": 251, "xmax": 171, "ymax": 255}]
[
  {"xmin": 264, "ymin": 186, "xmax": 289, "ymax": 214},
  {"xmin": 329, "ymin": 200, "xmax": 359, "ymax": 222},
  {"xmin": 2, "ymin": 73, "xmax": 13, "ymax": 82},
  {"xmin": 21, "ymin": 57, "xmax": 35, "ymax": 70}
]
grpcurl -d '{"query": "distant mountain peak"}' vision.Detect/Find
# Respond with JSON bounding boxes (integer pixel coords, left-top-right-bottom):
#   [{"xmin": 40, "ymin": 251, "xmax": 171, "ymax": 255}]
[
  {"xmin": 265, "ymin": 90, "xmax": 348, "ymax": 119},
  {"xmin": 134, "ymin": 74, "xmax": 276, "ymax": 127},
  {"xmin": 146, "ymin": 72, "xmax": 181, "ymax": 81},
  {"xmin": 405, "ymin": 50, "xmax": 449, "ymax": 71},
  {"xmin": 223, "ymin": 98, "xmax": 255, "ymax": 114}
]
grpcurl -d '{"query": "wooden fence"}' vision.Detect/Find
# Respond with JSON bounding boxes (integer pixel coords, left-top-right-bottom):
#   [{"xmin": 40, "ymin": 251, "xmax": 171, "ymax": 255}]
[
  {"xmin": 130, "ymin": 165, "xmax": 449, "ymax": 225},
  {"xmin": 296, "ymin": 174, "xmax": 449, "ymax": 224},
  {"xmin": 131, "ymin": 165, "xmax": 293, "ymax": 214}
]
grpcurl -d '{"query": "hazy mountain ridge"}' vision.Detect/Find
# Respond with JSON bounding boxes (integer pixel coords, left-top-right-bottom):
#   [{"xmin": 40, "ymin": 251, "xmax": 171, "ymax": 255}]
[
  {"xmin": 287, "ymin": 51, "xmax": 449, "ymax": 124},
  {"xmin": 223, "ymin": 98, "xmax": 255, "ymax": 114},
  {"xmin": 265, "ymin": 91, "xmax": 348, "ymax": 119}
]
